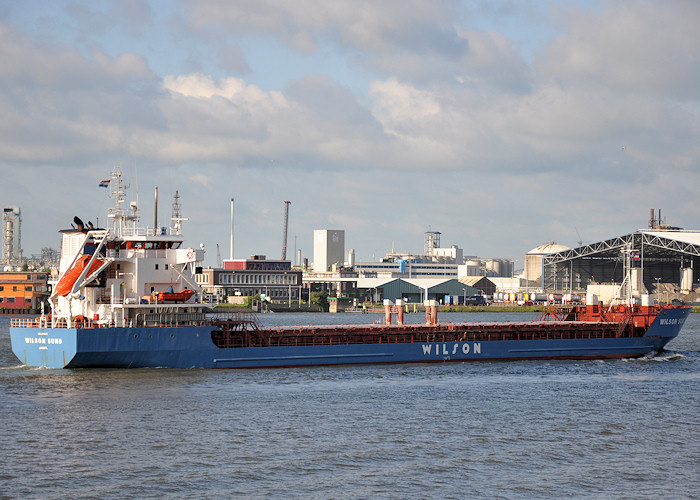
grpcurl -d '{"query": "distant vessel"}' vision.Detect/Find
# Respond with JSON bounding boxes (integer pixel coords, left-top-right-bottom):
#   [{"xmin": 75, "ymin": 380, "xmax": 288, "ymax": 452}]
[{"xmin": 9, "ymin": 167, "xmax": 691, "ymax": 369}]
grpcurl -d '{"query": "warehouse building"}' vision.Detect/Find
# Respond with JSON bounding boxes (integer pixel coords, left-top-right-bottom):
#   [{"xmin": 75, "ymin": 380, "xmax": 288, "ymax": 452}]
[
  {"xmin": 541, "ymin": 229, "xmax": 700, "ymax": 299},
  {"xmin": 355, "ymin": 278, "xmax": 478, "ymax": 303}
]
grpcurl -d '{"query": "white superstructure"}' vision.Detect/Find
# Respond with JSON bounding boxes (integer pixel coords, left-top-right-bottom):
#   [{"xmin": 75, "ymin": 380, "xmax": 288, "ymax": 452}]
[{"xmin": 48, "ymin": 166, "xmax": 205, "ymax": 328}]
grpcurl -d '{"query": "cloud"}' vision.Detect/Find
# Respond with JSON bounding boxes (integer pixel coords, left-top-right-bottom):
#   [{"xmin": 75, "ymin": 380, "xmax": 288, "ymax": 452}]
[
  {"xmin": 0, "ymin": 22, "xmax": 159, "ymax": 163},
  {"xmin": 2, "ymin": 1, "xmax": 700, "ymax": 261},
  {"xmin": 189, "ymin": 172, "xmax": 213, "ymax": 187},
  {"xmin": 540, "ymin": 0, "xmax": 700, "ymax": 98},
  {"xmin": 186, "ymin": 0, "xmax": 458, "ymax": 51},
  {"xmin": 216, "ymin": 44, "xmax": 251, "ymax": 74}
]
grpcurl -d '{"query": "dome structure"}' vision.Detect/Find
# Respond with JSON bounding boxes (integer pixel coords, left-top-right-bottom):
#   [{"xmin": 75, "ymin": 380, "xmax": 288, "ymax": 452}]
[
  {"xmin": 527, "ymin": 242, "xmax": 570, "ymax": 255},
  {"xmin": 525, "ymin": 242, "xmax": 570, "ymax": 283}
]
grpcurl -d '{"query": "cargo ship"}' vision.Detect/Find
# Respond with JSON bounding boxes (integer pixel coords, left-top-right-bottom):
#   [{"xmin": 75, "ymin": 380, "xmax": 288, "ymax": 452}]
[{"xmin": 9, "ymin": 169, "xmax": 691, "ymax": 369}]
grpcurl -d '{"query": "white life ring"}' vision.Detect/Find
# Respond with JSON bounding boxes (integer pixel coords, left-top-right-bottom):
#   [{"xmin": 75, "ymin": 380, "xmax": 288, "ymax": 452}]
[{"xmin": 187, "ymin": 249, "xmax": 195, "ymax": 260}]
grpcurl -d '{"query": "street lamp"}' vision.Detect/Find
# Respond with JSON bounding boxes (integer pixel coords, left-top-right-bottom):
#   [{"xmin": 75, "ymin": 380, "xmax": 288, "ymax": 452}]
[{"xmin": 655, "ymin": 277, "xmax": 661, "ymax": 304}]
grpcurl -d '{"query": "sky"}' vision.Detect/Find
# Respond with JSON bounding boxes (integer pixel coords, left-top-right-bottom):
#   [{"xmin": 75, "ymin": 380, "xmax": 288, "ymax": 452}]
[{"xmin": 1, "ymin": 0, "xmax": 699, "ymax": 269}]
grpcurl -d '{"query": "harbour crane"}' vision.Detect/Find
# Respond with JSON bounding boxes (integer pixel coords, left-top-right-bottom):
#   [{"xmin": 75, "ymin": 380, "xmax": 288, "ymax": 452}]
[{"xmin": 281, "ymin": 201, "xmax": 291, "ymax": 260}]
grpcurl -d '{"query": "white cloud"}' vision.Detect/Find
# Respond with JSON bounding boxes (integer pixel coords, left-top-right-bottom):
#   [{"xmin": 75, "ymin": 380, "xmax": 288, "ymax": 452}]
[
  {"xmin": 163, "ymin": 72, "xmax": 286, "ymax": 110},
  {"xmin": 186, "ymin": 0, "xmax": 457, "ymax": 52},
  {"xmin": 1, "ymin": 1, "xmax": 700, "ymax": 262},
  {"xmin": 189, "ymin": 172, "xmax": 213, "ymax": 187},
  {"xmin": 540, "ymin": 0, "xmax": 700, "ymax": 98}
]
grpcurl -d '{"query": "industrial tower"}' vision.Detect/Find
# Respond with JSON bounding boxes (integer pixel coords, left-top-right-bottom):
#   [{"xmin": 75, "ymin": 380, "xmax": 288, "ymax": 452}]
[
  {"xmin": 281, "ymin": 201, "xmax": 291, "ymax": 260},
  {"xmin": 424, "ymin": 226, "xmax": 441, "ymax": 256},
  {"xmin": 2, "ymin": 206, "xmax": 21, "ymax": 263}
]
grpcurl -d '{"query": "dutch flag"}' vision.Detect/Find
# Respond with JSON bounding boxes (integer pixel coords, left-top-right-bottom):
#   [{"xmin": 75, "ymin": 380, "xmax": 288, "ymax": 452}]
[{"xmin": 99, "ymin": 179, "xmax": 110, "ymax": 188}]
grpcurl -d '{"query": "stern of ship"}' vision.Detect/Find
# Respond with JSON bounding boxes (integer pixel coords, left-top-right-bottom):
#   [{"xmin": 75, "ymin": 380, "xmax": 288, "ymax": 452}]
[{"xmin": 10, "ymin": 320, "xmax": 78, "ymax": 368}]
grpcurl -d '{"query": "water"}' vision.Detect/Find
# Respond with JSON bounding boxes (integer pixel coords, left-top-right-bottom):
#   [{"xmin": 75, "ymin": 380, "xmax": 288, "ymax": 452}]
[{"xmin": 1, "ymin": 312, "xmax": 699, "ymax": 499}]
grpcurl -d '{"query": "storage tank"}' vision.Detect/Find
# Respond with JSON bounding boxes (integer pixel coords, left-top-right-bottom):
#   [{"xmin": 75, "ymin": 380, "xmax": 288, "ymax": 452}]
[
  {"xmin": 681, "ymin": 268, "xmax": 694, "ymax": 293},
  {"xmin": 465, "ymin": 260, "xmax": 481, "ymax": 276},
  {"xmin": 485, "ymin": 259, "xmax": 502, "ymax": 276},
  {"xmin": 347, "ymin": 248, "xmax": 355, "ymax": 267},
  {"xmin": 525, "ymin": 242, "xmax": 570, "ymax": 282}
]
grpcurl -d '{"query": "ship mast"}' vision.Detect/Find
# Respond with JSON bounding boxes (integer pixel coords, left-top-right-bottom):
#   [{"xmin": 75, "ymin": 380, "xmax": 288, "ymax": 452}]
[
  {"xmin": 171, "ymin": 190, "xmax": 187, "ymax": 235},
  {"xmin": 107, "ymin": 162, "xmax": 138, "ymax": 237}
]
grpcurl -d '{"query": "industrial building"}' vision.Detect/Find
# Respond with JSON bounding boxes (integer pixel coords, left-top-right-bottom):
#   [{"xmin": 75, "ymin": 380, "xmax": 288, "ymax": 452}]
[
  {"xmin": 195, "ymin": 255, "xmax": 302, "ymax": 303},
  {"xmin": 353, "ymin": 277, "xmax": 478, "ymax": 303},
  {"xmin": 2, "ymin": 206, "xmax": 21, "ymax": 263},
  {"xmin": 352, "ymin": 227, "xmax": 513, "ymax": 280},
  {"xmin": 459, "ymin": 257, "xmax": 515, "ymax": 278},
  {"xmin": 541, "ymin": 220, "xmax": 700, "ymax": 301},
  {"xmin": 0, "ymin": 271, "xmax": 50, "ymax": 313},
  {"xmin": 354, "ymin": 260, "xmax": 459, "ymax": 279},
  {"xmin": 373, "ymin": 278, "xmax": 478, "ymax": 303},
  {"xmin": 458, "ymin": 276, "xmax": 497, "ymax": 297},
  {"xmin": 313, "ymin": 229, "xmax": 345, "ymax": 272},
  {"xmin": 525, "ymin": 242, "xmax": 569, "ymax": 284}
]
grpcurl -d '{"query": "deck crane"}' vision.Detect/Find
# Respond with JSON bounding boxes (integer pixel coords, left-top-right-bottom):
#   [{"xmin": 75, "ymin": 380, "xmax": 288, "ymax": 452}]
[{"xmin": 281, "ymin": 201, "xmax": 291, "ymax": 260}]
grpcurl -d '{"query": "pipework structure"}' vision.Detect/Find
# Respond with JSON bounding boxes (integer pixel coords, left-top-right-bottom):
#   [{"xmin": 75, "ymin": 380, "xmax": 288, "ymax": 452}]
[{"xmin": 2, "ymin": 206, "xmax": 21, "ymax": 263}]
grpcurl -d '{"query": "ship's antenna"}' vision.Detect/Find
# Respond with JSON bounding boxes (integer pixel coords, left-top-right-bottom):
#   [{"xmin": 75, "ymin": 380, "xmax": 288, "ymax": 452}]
[
  {"xmin": 171, "ymin": 190, "xmax": 187, "ymax": 235},
  {"xmin": 133, "ymin": 159, "xmax": 139, "ymax": 229},
  {"xmin": 107, "ymin": 162, "xmax": 137, "ymax": 236},
  {"xmin": 108, "ymin": 162, "xmax": 125, "ymax": 234}
]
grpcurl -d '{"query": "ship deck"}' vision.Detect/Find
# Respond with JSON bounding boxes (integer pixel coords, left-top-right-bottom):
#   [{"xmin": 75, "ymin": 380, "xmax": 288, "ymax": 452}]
[{"xmin": 210, "ymin": 317, "xmax": 638, "ymax": 349}]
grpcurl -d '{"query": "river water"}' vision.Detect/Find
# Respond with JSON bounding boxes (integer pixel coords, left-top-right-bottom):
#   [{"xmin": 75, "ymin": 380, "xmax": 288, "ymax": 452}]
[{"xmin": 1, "ymin": 312, "xmax": 698, "ymax": 499}]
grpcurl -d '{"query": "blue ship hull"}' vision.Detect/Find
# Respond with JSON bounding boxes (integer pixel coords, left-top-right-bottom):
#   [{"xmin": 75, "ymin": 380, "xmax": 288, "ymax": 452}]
[{"xmin": 10, "ymin": 307, "xmax": 691, "ymax": 369}]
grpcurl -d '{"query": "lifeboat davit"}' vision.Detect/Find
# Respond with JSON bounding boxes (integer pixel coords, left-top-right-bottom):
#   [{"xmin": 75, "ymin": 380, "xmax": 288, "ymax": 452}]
[
  {"xmin": 55, "ymin": 255, "xmax": 105, "ymax": 297},
  {"xmin": 152, "ymin": 288, "xmax": 196, "ymax": 303}
]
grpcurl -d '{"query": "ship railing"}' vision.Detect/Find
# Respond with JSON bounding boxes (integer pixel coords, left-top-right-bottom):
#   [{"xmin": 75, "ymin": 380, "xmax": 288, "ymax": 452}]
[
  {"xmin": 95, "ymin": 296, "xmax": 126, "ymax": 304},
  {"xmin": 10, "ymin": 316, "xmax": 86, "ymax": 329},
  {"xmin": 538, "ymin": 305, "xmax": 575, "ymax": 322},
  {"xmin": 142, "ymin": 311, "xmax": 208, "ymax": 326},
  {"xmin": 118, "ymin": 226, "xmax": 182, "ymax": 237},
  {"xmin": 118, "ymin": 227, "xmax": 149, "ymax": 237},
  {"xmin": 208, "ymin": 311, "xmax": 263, "ymax": 330},
  {"xmin": 11, "ymin": 317, "xmax": 45, "ymax": 328}
]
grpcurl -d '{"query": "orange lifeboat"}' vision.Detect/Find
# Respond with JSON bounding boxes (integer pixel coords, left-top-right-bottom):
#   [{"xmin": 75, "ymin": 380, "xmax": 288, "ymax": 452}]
[
  {"xmin": 152, "ymin": 288, "xmax": 195, "ymax": 303},
  {"xmin": 55, "ymin": 255, "xmax": 105, "ymax": 296}
]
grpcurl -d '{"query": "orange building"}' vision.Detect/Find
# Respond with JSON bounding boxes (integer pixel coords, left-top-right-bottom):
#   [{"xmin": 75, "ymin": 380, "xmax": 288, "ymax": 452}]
[{"xmin": 0, "ymin": 271, "xmax": 50, "ymax": 313}]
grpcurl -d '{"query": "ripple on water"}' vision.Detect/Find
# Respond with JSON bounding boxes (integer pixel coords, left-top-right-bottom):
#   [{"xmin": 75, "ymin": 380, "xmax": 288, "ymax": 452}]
[{"xmin": 1, "ymin": 314, "xmax": 699, "ymax": 498}]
